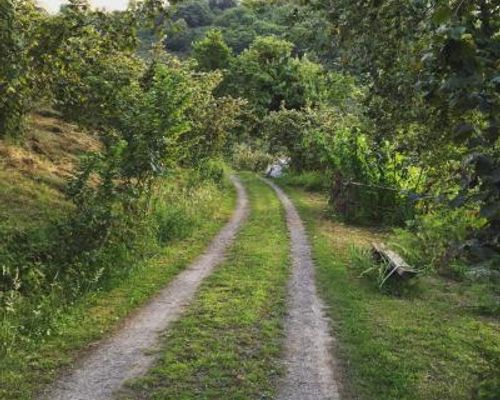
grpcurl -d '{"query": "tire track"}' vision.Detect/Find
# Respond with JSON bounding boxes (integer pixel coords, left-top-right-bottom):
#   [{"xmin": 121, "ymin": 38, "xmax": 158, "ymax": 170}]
[
  {"xmin": 262, "ymin": 178, "xmax": 340, "ymax": 400},
  {"xmin": 41, "ymin": 175, "xmax": 249, "ymax": 400}
]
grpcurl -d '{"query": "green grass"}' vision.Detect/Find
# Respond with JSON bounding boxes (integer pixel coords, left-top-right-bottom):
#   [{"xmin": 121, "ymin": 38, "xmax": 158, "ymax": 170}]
[
  {"xmin": 281, "ymin": 186, "xmax": 500, "ymax": 400},
  {"xmin": 0, "ymin": 179, "xmax": 236, "ymax": 400},
  {"xmin": 0, "ymin": 170, "xmax": 70, "ymax": 231},
  {"xmin": 277, "ymin": 171, "xmax": 328, "ymax": 192},
  {"xmin": 117, "ymin": 173, "xmax": 290, "ymax": 400}
]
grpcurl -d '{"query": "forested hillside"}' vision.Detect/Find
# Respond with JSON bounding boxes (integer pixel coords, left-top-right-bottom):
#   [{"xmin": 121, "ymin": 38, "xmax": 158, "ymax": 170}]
[{"xmin": 0, "ymin": 0, "xmax": 498, "ymax": 399}]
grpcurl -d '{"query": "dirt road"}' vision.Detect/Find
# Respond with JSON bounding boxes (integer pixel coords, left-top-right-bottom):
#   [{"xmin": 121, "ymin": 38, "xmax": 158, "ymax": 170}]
[
  {"xmin": 263, "ymin": 178, "xmax": 340, "ymax": 400},
  {"xmin": 41, "ymin": 176, "xmax": 248, "ymax": 400}
]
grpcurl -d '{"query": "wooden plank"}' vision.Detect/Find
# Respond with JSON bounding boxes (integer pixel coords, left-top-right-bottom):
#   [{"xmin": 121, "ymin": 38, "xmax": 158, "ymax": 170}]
[{"xmin": 371, "ymin": 242, "xmax": 417, "ymax": 280}]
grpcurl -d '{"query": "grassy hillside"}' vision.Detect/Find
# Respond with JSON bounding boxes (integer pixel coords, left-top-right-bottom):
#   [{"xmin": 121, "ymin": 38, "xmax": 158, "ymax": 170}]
[{"xmin": 0, "ymin": 111, "xmax": 99, "ymax": 234}]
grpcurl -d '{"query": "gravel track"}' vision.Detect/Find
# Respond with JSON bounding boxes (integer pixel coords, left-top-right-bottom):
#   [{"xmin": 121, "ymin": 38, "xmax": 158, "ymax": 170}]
[
  {"xmin": 41, "ymin": 175, "xmax": 249, "ymax": 400},
  {"xmin": 263, "ymin": 178, "xmax": 340, "ymax": 400}
]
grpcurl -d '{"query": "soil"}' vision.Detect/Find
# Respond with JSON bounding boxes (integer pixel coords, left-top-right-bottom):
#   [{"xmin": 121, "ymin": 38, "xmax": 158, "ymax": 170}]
[{"xmin": 263, "ymin": 178, "xmax": 341, "ymax": 400}]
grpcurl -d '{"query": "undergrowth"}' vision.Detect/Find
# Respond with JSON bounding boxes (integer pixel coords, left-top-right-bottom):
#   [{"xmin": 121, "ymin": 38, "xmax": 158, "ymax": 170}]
[{"xmin": 276, "ymin": 171, "xmax": 328, "ymax": 192}]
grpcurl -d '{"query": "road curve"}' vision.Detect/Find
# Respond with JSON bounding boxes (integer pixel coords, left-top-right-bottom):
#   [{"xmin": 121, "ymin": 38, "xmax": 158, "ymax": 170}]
[
  {"xmin": 41, "ymin": 175, "xmax": 249, "ymax": 400},
  {"xmin": 262, "ymin": 177, "xmax": 340, "ymax": 400}
]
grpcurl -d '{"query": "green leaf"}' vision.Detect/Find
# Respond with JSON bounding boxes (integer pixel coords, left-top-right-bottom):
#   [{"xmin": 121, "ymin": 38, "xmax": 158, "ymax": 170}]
[{"xmin": 432, "ymin": 5, "xmax": 452, "ymax": 25}]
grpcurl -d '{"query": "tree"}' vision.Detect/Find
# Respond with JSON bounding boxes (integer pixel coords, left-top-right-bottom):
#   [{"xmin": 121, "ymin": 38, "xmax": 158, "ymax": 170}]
[
  {"xmin": 172, "ymin": 0, "xmax": 214, "ymax": 28},
  {"xmin": 224, "ymin": 36, "xmax": 326, "ymax": 117},
  {"xmin": 45, "ymin": 3, "xmax": 142, "ymax": 127},
  {"xmin": 0, "ymin": 0, "xmax": 39, "ymax": 137},
  {"xmin": 208, "ymin": 0, "xmax": 237, "ymax": 11},
  {"xmin": 193, "ymin": 29, "xmax": 232, "ymax": 71},
  {"xmin": 322, "ymin": 0, "xmax": 500, "ymax": 261}
]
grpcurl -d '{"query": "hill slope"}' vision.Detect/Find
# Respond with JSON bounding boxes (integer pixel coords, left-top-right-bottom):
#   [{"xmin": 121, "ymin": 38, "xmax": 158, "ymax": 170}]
[{"xmin": 0, "ymin": 111, "xmax": 100, "ymax": 234}]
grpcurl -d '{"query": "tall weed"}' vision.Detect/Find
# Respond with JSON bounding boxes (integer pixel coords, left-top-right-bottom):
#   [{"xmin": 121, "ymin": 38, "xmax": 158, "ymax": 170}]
[
  {"xmin": 277, "ymin": 171, "xmax": 328, "ymax": 192},
  {"xmin": 348, "ymin": 245, "xmax": 419, "ymax": 295}
]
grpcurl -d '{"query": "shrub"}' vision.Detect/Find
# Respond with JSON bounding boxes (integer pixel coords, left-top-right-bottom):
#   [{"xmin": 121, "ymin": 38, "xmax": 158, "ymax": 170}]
[
  {"xmin": 232, "ymin": 143, "xmax": 272, "ymax": 172},
  {"xmin": 0, "ymin": 171, "xmax": 229, "ymax": 362},
  {"xmin": 277, "ymin": 171, "xmax": 327, "ymax": 192},
  {"xmin": 195, "ymin": 158, "xmax": 226, "ymax": 185},
  {"xmin": 153, "ymin": 174, "xmax": 226, "ymax": 243},
  {"xmin": 155, "ymin": 204, "xmax": 195, "ymax": 244},
  {"xmin": 391, "ymin": 206, "xmax": 487, "ymax": 277}
]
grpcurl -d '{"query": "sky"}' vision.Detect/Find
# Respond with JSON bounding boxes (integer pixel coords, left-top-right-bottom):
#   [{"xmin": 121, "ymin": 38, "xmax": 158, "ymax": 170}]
[{"xmin": 37, "ymin": 0, "xmax": 130, "ymax": 13}]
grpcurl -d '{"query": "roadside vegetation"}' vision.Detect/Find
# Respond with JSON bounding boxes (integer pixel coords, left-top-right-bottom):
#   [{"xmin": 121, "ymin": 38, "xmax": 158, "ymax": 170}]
[
  {"xmin": 280, "ymin": 183, "xmax": 500, "ymax": 400},
  {"xmin": 1, "ymin": 2, "xmax": 240, "ymax": 398},
  {"xmin": 0, "ymin": 112, "xmax": 236, "ymax": 399}
]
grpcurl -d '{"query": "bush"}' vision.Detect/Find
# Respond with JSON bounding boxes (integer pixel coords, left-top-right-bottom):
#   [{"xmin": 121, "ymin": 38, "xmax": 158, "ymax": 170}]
[
  {"xmin": 391, "ymin": 206, "xmax": 487, "ymax": 277},
  {"xmin": 276, "ymin": 171, "xmax": 327, "ymax": 192},
  {"xmin": 195, "ymin": 158, "xmax": 226, "ymax": 184},
  {"xmin": 155, "ymin": 204, "xmax": 196, "ymax": 244},
  {"xmin": 0, "ymin": 171, "xmax": 230, "ymax": 363},
  {"xmin": 232, "ymin": 143, "xmax": 272, "ymax": 172},
  {"xmin": 153, "ymin": 174, "xmax": 227, "ymax": 243}
]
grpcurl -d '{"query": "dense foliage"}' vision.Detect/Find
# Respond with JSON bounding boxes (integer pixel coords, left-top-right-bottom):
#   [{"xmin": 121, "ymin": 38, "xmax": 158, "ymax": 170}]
[
  {"xmin": 316, "ymin": 0, "xmax": 499, "ymax": 269},
  {"xmin": 161, "ymin": 0, "xmax": 332, "ymax": 58},
  {"xmin": 0, "ymin": 0, "xmax": 242, "ymax": 324},
  {"xmin": 178, "ymin": 0, "xmax": 498, "ymax": 273},
  {"xmin": 190, "ymin": 0, "xmax": 498, "ymax": 274},
  {"xmin": 192, "ymin": 29, "xmax": 232, "ymax": 71},
  {"xmin": 1, "ymin": 0, "xmax": 498, "ymax": 311},
  {"xmin": 0, "ymin": 0, "xmax": 39, "ymax": 137}
]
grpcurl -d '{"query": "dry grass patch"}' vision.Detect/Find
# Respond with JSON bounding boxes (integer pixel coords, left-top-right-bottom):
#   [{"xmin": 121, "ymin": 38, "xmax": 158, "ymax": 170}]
[{"xmin": 0, "ymin": 111, "xmax": 100, "ymax": 230}]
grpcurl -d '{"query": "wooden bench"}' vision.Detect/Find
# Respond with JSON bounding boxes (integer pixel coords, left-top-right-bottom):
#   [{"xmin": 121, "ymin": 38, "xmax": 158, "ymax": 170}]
[{"xmin": 371, "ymin": 242, "xmax": 418, "ymax": 286}]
